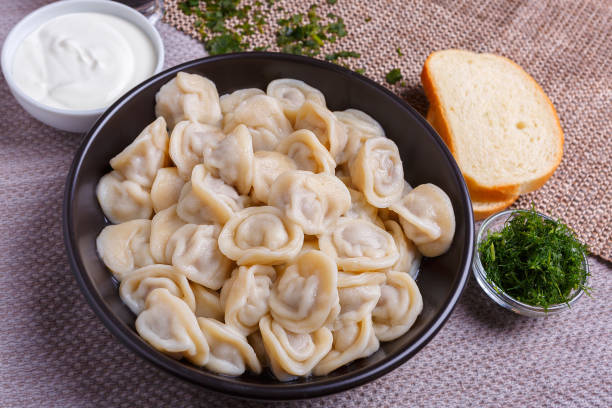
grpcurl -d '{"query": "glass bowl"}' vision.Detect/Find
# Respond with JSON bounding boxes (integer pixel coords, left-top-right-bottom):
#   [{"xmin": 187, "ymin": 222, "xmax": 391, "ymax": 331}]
[{"xmin": 473, "ymin": 209, "xmax": 589, "ymax": 317}]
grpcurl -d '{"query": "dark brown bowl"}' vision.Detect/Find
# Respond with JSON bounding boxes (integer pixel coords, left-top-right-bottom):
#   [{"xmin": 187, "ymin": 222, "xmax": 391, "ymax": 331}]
[{"xmin": 63, "ymin": 52, "xmax": 474, "ymax": 400}]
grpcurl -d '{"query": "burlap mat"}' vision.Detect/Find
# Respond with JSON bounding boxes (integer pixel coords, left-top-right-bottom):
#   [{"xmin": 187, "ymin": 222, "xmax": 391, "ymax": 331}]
[
  {"xmin": 0, "ymin": 1, "xmax": 610, "ymax": 407},
  {"xmin": 165, "ymin": 0, "xmax": 612, "ymax": 261}
]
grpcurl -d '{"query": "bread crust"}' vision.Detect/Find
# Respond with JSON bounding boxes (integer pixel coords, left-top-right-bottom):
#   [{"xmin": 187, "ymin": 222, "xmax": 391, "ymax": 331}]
[
  {"xmin": 421, "ymin": 50, "xmax": 563, "ymax": 197},
  {"xmin": 472, "ymin": 194, "xmax": 519, "ymax": 221}
]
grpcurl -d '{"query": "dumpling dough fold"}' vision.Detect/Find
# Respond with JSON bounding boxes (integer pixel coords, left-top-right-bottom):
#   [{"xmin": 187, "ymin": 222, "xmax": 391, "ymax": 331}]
[
  {"xmin": 135, "ymin": 288, "xmax": 209, "ymax": 365},
  {"xmin": 266, "ymin": 78, "xmax": 326, "ymax": 124},
  {"xmin": 269, "ymin": 250, "xmax": 339, "ymax": 333},
  {"xmin": 96, "ymin": 219, "xmax": 154, "ymax": 280},
  {"xmin": 96, "ymin": 171, "xmax": 153, "ymax": 223},
  {"xmin": 220, "ymin": 265, "xmax": 276, "ymax": 336},
  {"xmin": 389, "ymin": 183, "xmax": 455, "ymax": 257},
  {"xmin": 295, "ymin": 101, "xmax": 348, "ymax": 162},
  {"xmin": 155, "ymin": 71, "xmax": 222, "ymax": 130},
  {"xmin": 259, "ymin": 315, "xmax": 332, "ymax": 378},
  {"xmin": 222, "ymin": 94, "xmax": 293, "ymax": 151},
  {"xmin": 119, "ymin": 264, "xmax": 195, "ymax": 314},
  {"xmin": 333, "ymin": 109, "xmax": 385, "ymax": 166},
  {"xmin": 251, "ymin": 151, "xmax": 297, "ymax": 204},
  {"xmin": 318, "ymin": 217, "xmax": 399, "ymax": 272},
  {"xmin": 205, "ymin": 124, "xmax": 255, "ymax": 195},
  {"xmin": 384, "ymin": 220, "xmax": 421, "ymax": 277},
  {"xmin": 276, "ymin": 129, "xmax": 336, "ymax": 174},
  {"xmin": 198, "ymin": 317, "xmax": 262, "ymax": 376},
  {"xmin": 110, "ymin": 117, "xmax": 169, "ymax": 189},
  {"xmin": 372, "ymin": 271, "xmax": 423, "ymax": 341},
  {"xmin": 313, "ymin": 316, "xmax": 379, "ymax": 376},
  {"xmin": 166, "ymin": 223, "xmax": 233, "ymax": 290},
  {"xmin": 349, "ymin": 137, "xmax": 404, "ymax": 208},
  {"xmin": 268, "ymin": 170, "xmax": 350, "ymax": 235},
  {"xmin": 169, "ymin": 121, "xmax": 224, "ymax": 180},
  {"xmin": 218, "ymin": 206, "xmax": 304, "ymax": 265},
  {"xmin": 151, "ymin": 167, "xmax": 186, "ymax": 213}
]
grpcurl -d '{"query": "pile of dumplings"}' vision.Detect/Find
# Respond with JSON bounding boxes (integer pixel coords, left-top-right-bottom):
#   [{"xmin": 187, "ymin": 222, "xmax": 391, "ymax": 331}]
[{"xmin": 95, "ymin": 72, "xmax": 456, "ymax": 380}]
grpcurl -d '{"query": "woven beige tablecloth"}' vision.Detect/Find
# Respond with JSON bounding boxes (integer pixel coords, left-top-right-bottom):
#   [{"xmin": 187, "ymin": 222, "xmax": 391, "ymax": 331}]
[{"xmin": 0, "ymin": 1, "xmax": 610, "ymax": 407}]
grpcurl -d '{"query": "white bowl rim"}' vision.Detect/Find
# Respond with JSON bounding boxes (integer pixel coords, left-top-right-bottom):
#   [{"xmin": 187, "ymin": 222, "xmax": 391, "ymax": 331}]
[{"xmin": 1, "ymin": 0, "xmax": 165, "ymax": 117}]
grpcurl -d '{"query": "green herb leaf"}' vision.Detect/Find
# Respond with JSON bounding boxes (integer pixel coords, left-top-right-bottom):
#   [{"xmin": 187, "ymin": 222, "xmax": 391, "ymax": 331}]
[
  {"xmin": 478, "ymin": 206, "xmax": 590, "ymax": 309},
  {"xmin": 385, "ymin": 68, "xmax": 403, "ymax": 84},
  {"xmin": 325, "ymin": 51, "xmax": 360, "ymax": 61}
]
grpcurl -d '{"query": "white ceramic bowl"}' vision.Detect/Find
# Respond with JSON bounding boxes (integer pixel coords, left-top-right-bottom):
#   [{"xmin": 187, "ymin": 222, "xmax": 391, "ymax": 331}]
[{"xmin": 1, "ymin": 0, "xmax": 164, "ymax": 133}]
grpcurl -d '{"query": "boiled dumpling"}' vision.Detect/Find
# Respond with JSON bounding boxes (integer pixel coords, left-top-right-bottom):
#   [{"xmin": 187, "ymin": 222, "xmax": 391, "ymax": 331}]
[
  {"xmin": 259, "ymin": 315, "xmax": 332, "ymax": 378},
  {"xmin": 268, "ymin": 250, "xmax": 339, "ymax": 333},
  {"xmin": 266, "ymin": 78, "xmax": 326, "ymax": 124},
  {"xmin": 334, "ymin": 109, "xmax": 385, "ymax": 165},
  {"xmin": 119, "ymin": 264, "xmax": 195, "ymax": 314},
  {"xmin": 205, "ymin": 124, "xmax": 254, "ymax": 195},
  {"xmin": 313, "ymin": 316, "xmax": 379, "ymax": 376},
  {"xmin": 350, "ymin": 137, "xmax": 404, "ymax": 208},
  {"xmin": 135, "ymin": 288, "xmax": 209, "ymax": 365},
  {"xmin": 155, "ymin": 71, "xmax": 222, "ymax": 130},
  {"xmin": 220, "ymin": 88, "xmax": 265, "ymax": 114},
  {"xmin": 318, "ymin": 217, "xmax": 399, "ymax": 272},
  {"xmin": 218, "ymin": 206, "xmax": 304, "ymax": 265},
  {"xmin": 335, "ymin": 271, "xmax": 385, "ymax": 327},
  {"xmin": 198, "ymin": 317, "xmax": 262, "ymax": 376},
  {"xmin": 345, "ymin": 188, "xmax": 385, "ymax": 228},
  {"xmin": 175, "ymin": 182, "xmax": 214, "ymax": 224},
  {"xmin": 222, "ymin": 94, "xmax": 293, "ymax": 151},
  {"xmin": 295, "ymin": 101, "xmax": 348, "ymax": 162},
  {"xmin": 191, "ymin": 282, "xmax": 224, "ymax": 321},
  {"xmin": 276, "ymin": 129, "xmax": 336, "ymax": 174},
  {"xmin": 165, "ymin": 224, "xmax": 233, "ymax": 290},
  {"xmin": 96, "ymin": 219, "xmax": 154, "ymax": 280},
  {"xmin": 177, "ymin": 166, "xmax": 248, "ymax": 225},
  {"xmin": 384, "ymin": 220, "xmax": 421, "ymax": 277},
  {"xmin": 150, "ymin": 205, "xmax": 186, "ymax": 264},
  {"xmin": 251, "ymin": 151, "xmax": 297, "ymax": 204},
  {"xmin": 169, "ymin": 121, "xmax": 224, "ymax": 180},
  {"xmin": 372, "ymin": 271, "xmax": 423, "ymax": 341},
  {"xmin": 110, "ymin": 117, "xmax": 169, "ymax": 189},
  {"xmin": 97, "ymin": 171, "xmax": 153, "ymax": 223},
  {"xmin": 247, "ymin": 331, "xmax": 268, "ymax": 368},
  {"xmin": 268, "ymin": 170, "xmax": 351, "ymax": 235},
  {"xmin": 389, "ymin": 183, "xmax": 455, "ymax": 257},
  {"xmin": 151, "ymin": 167, "xmax": 186, "ymax": 213},
  {"xmin": 220, "ymin": 265, "xmax": 276, "ymax": 335}
]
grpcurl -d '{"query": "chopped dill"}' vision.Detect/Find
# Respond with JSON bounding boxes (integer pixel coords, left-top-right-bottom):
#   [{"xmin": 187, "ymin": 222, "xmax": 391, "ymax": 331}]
[
  {"xmin": 479, "ymin": 207, "xmax": 590, "ymax": 309},
  {"xmin": 178, "ymin": 1, "xmax": 362, "ymax": 73},
  {"xmin": 396, "ymin": 47, "xmax": 403, "ymax": 56},
  {"xmin": 325, "ymin": 51, "xmax": 361, "ymax": 61},
  {"xmin": 385, "ymin": 68, "xmax": 403, "ymax": 84}
]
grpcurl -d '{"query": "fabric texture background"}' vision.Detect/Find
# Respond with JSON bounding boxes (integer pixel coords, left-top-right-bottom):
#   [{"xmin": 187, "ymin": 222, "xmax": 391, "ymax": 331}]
[{"xmin": 0, "ymin": 1, "xmax": 610, "ymax": 407}]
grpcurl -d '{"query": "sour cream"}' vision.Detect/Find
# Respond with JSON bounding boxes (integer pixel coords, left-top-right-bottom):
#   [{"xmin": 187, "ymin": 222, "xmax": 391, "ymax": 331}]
[{"xmin": 12, "ymin": 12, "xmax": 157, "ymax": 110}]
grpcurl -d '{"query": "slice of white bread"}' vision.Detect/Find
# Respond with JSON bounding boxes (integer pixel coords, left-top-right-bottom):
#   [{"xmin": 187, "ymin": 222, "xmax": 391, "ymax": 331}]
[
  {"xmin": 427, "ymin": 105, "xmax": 519, "ymax": 220},
  {"xmin": 421, "ymin": 50, "xmax": 563, "ymax": 198},
  {"xmin": 472, "ymin": 194, "xmax": 519, "ymax": 220}
]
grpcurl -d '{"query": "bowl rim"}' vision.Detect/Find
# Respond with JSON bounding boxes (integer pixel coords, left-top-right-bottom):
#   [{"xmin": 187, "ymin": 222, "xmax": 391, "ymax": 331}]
[
  {"xmin": 63, "ymin": 52, "xmax": 474, "ymax": 400},
  {"xmin": 0, "ymin": 0, "xmax": 165, "ymax": 116},
  {"xmin": 473, "ymin": 208, "xmax": 589, "ymax": 317}
]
